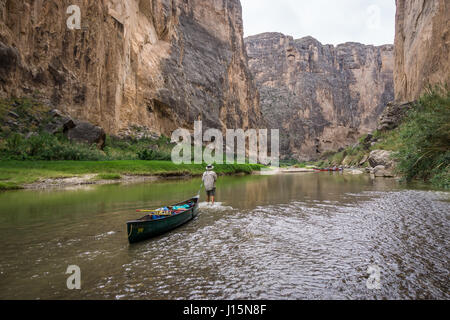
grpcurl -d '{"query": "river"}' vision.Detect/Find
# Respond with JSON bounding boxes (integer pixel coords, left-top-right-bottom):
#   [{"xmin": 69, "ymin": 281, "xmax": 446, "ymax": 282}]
[{"xmin": 0, "ymin": 173, "xmax": 448, "ymax": 300}]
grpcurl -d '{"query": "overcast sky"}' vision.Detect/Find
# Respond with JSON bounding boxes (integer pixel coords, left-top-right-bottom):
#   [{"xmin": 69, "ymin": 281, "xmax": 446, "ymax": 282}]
[{"xmin": 241, "ymin": 0, "xmax": 396, "ymax": 46}]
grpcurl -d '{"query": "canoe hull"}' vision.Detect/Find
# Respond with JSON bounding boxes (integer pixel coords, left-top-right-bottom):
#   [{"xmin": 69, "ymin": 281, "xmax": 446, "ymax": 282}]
[{"xmin": 127, "ymin": 196, "xmax": 200, "ymax": 244}]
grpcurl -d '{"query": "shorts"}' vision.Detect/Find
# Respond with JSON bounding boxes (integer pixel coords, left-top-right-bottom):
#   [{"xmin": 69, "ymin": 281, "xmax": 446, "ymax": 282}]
[{"xmin": 206, "ymin": 188, "xmax": 216, "ymax": 197}]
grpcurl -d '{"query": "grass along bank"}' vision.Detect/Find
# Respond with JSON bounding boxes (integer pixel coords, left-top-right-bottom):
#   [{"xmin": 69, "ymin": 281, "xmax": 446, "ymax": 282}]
[
  {"xmin": 0, "ymin": 97, "xmax": 174, "ymax": 161},
  {"xmin": 0, "ymin": 161, "xmax": 263, "ymax": 190}
]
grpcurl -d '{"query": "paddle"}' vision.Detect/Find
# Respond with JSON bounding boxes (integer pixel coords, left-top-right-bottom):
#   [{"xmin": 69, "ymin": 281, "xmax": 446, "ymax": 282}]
[{"xmin": 197, "ymin": 183, "xmax": 203, "ymax": 197}]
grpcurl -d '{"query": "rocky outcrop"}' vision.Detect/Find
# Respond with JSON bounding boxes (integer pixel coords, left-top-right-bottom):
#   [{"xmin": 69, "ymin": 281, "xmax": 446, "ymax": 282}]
[
  {"xmin": 0, "ymin": 0, "xmax": 263, "ymax": 138},
  {"xmin": 44, "ymin": 109, "xmax": 76, "ymax": 135},
  {"xmin": 67, "ymin": 121, "xmax": 106, "ymax": 149},
  {"xmin": 377, "ymin": 101, "xmax": 413, "ymax": 131},
  {"xmin": 245, "ymin": 33, "xmax": 394, "ymax": 161},
  {"xmin": 47, "ymin": 109, "xmax": 106, "ymax": 149},
  {"xmin": 368, "ymin": 150, "xmax": 394, "ymax": 169},
  {"xmin": 394, "ymin": 0, "xmax": 449, "ymax": 102},
  {"xmin": 364, "ymin": 150, "xmax": 396, "ymax": 178},
  {"xmin": 372, "ymin": 165, "xmax": 395, "ymax": 178}
]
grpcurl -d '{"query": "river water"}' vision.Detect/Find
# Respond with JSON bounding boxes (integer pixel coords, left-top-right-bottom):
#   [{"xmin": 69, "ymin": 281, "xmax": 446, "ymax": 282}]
[{"xmin": 0, "ymin": 173, "xmax": 448, "ymax": 300}]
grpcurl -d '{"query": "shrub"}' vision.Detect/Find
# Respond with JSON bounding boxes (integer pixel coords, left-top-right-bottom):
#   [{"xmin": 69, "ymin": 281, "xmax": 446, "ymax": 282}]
[
  {"xmin": 395, "ymin": 85, "xmax": 450, "ymax": 188},
  {"xmin": 0, "ymin": 132, "xmax": 105, "ymax": 161},
  {"xmin": 137, "ymin": 148, "xmax": 172, "ymax": 161},
  {"xmin": 330, "ymin": 151, "xmax": 345, "ymax": 165},
  {"xmin": 4, "ymin": 133, "xmax": 26, "ymax": 158}
]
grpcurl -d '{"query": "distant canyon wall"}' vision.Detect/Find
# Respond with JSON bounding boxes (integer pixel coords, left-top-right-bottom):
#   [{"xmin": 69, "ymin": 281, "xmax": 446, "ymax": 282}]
[
  {"xmin": 394, "ymin": 0, "xmax": 449, "ymax": 102},
  {"xmin": 245, "ymin": 33, "xmax": 394, "ymax": 161},
  {"xmin": 0, "ymin": 0, "xmax": 263, "ymax": 137}
]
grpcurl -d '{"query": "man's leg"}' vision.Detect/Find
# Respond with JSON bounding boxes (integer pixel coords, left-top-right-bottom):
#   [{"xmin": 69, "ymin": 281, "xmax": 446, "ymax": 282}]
[{"xmin": 211, "ymin": 189, "xmax": 216, "ymax": 205}]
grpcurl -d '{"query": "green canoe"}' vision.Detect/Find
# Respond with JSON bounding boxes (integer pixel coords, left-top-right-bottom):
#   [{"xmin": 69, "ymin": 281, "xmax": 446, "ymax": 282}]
[{"xmin": 127, "ymin": 196, "xmax": 200, "ymax": 244}]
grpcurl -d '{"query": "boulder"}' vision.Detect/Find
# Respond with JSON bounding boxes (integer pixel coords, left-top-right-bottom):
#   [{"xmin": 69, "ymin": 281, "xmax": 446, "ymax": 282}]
[
  {"xmin": 372, "ymin": 165, "xmax": 385, "ymax": 176},
  {"xmin": 368, "ymin": 150, "xmax": 394, "ymax": 168},
  {"xmin": 67, "ymin": 121, "xmax": 106, "ymax": 149},
  {"xmin": 44, "ymin": 109, "xmax": 76, "ymax": 135},
  {"xmin": 373, "ymin": 165, "xmax": 395, "ymax": 178},
  {"xmin": 346, "ymin": 169, "xmax": 364, "ymax": 175}
]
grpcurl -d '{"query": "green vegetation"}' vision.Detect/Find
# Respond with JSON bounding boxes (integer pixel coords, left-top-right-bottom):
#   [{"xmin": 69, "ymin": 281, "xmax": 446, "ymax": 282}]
[
  {"xmin": 105, "ymin": 135, "xmax": 173, "ymax": 161},
  {"xmin": 137, "ymin": 147, "xmax": 171, "ymax": 161},
  {"xmin": 0, "ymin": 97, "xmax": 175, "ymax": 161},
  {"xmin": 312, "ymin": 145, "xmax": 368, "ymax": 169},
  {"xmin": 0, "ymin": 131, "xmax": 175, "ymax": 162},
  {"xmin": 0, "ymin": 181, "xmax": 23, "ymax": 191},
  {"xmin": 0, "ymin": 132, "xmax": 107, "ymax": 161},
  {"xmin": 279, "ymin": 159, "xmax": 300, "ymax": 168},
  {"xmin": 94, "ymin": 173, "xmax": 122, "ymax": 180},
  {"xmin": 393, "ymin": 86, "xmax": 449, "ymax": 189},
  {"xmin": 370, "ymin": 129, "xmax": 402, "ymax": 152}
]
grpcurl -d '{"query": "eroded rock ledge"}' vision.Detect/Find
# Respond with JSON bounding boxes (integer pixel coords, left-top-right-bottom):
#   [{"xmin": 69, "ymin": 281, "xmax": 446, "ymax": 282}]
[{"xmin": 0, "ymin": 0, "xmax": 263, "ymax": 138}]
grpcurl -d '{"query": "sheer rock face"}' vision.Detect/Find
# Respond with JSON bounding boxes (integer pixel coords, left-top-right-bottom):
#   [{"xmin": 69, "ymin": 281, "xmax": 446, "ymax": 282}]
[
  {"xmin": 394, "ymin": 0, "xmax": 449, "ymax": 102},
  {"xmin": 245, "ymin": 33, "xmax": 394, "ymax": 161},
  {"xmin": 0, "ymin": 0, "xmax": 262, "ymax": 136}
]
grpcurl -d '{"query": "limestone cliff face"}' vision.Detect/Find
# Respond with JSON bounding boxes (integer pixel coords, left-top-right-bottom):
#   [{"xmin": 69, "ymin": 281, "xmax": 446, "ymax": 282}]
[
  {"xmin": 394, "ymin": 0, "xmax": 449, "ymax": 102},
  {"xmin": 0, "ymin": 0, "xmax": 262, "ymax": 137},
  {"xmin": 245, "ymin": 33, "xmax": 394, "ymax": 160}
]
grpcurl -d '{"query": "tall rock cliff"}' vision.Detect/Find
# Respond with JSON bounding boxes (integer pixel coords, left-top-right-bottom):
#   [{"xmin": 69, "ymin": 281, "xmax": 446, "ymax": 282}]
[
  {"xmin": 394, "ymin": 0, "xmax": 449, "ymax": 102},
  {"xmin": 245, "ymin": 33, "xmax": 394, "ymax": 160},
  {"xmin": 0, "ymin": 0, "xmax": 262, "ymax": 137}
]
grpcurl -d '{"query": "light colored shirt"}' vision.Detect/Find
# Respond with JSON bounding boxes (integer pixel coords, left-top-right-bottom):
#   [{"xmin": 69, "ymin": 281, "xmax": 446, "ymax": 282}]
[{"xmin": 202, "ymin": 171, "xmax": 217, "ymax": 191}]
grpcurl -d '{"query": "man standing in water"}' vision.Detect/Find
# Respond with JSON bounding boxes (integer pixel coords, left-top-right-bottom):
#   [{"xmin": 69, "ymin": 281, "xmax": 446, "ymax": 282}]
[{"xmin": 202, "ymin": 165, "xmax": 218, "ymax": 204}]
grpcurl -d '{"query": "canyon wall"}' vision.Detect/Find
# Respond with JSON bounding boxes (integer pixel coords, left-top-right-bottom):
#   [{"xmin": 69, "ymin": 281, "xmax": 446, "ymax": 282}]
[
  {"xmin": 394, "ymin": 0, "xmax": 449, "ymax": 102},
  {"xmin": 245, "ymin": 33, "xmax": 394, "ymax": 161},
  {"xmin": 0, "ymin": 0, "xmax": 262, "ymax": 137}
]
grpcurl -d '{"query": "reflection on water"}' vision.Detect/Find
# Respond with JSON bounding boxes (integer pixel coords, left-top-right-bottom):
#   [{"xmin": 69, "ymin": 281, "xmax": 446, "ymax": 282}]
[{"xmin": 0, "ymin": 173, "xmax": 448, "ymax": 299}]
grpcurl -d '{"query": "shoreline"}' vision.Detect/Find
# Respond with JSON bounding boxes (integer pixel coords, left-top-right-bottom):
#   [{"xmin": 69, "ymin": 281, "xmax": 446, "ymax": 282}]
[
  {"xmin": 0, "ymin": 160, "xmax": 263, "ymax": 191},
  {"xmin": 21, "ymin": 172, "xmax": 252, "ymax": 191},
  {"xmin": 22, "ymin": 174, "xmax": 171, "ymax": 190},
  {"xmin": 22, "ymin": 167, "xmax": 372, "ymax": 191}
]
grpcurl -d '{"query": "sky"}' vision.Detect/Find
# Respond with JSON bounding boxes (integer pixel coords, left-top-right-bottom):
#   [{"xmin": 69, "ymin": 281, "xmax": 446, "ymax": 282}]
[{"xmin": 241, "ymin": 0, "xmax": 396, "ymax": 46}]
